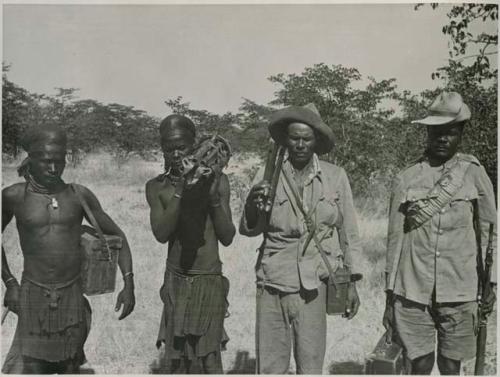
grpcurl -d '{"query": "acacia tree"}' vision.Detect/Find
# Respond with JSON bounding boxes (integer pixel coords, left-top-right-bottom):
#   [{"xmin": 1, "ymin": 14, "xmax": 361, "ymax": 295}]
[
  {"xmin": 2, "ymin": 65, "xmax": 42, "ymax": 157},
  {"xmin": 268, "ymin": 63, "xmax": 399, "ymax": 198},
  {"xmin": 416, "ymin": 3, "xmax": 498, "ymax": 82},
  {"xmin": 164, "ymin": 96, "xmax": 244, "ymax": 151},
  {"xmin": 415, "ymin": 3, "xmax": 498, "ymax": 191},
  {"xmin": 2, "ymin": 70, "xmax": 160, "ymax": 165},
  {"xmin": 106, "ymin": 103, "xmax": 158, "ymax": 163}
]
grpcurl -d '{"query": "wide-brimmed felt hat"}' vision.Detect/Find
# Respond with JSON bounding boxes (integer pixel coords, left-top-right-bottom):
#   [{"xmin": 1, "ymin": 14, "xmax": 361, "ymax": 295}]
[
  {"xmin": 268, "ymin": 103, "xmax": 334, "ymax": 155},
  {"xmin": 412, "ymin": 91, "xmax": 471, "ymax": 126}
]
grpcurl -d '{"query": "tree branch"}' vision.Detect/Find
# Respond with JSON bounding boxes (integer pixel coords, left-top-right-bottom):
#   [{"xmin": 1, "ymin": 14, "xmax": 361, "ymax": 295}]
[{"xmin": 452, "ymin": 51, "xmax": 497, "ymax": 62}]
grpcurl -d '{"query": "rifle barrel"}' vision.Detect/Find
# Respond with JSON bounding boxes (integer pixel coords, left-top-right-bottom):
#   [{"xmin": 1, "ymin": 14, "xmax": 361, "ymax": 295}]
[
  {"xmin": 474, "ymin": 223, "xmax": 495, "ymax": 376},
  {"xmin": 474, "ymin": 325, "xmax": 487, "ymax": 375}
]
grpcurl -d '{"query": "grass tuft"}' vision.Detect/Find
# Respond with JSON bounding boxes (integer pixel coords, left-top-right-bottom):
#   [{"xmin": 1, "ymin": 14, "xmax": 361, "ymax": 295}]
[{"xmin": 1, "ymin": 152, "xmax": 496, "ymax": 374}]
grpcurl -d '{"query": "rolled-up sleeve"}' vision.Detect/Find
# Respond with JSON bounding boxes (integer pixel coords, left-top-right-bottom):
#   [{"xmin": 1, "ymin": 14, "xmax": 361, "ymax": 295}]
[
  {"xmin": 239, "ymin": 166, "xmax": 266, "ymax": 237},
  {"xmin": 338, "ymin": 168, "xmax": 362, "ymax": 269},
  {"xmin": 475, "ymin": 165, "xmax": 497, "ymax": 283},
  {"xmin": 385, "ymin": 175, "xmax": 406, "ymax": 291}
]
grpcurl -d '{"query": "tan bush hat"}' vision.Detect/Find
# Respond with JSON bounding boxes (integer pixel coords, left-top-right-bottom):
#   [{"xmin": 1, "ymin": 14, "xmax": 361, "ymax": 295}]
[
  {"xmin": 268, "ymin": 103, "xmax": 334, "ymax": 155},
  {"xmin": 411, "ymin": 91, "xmax": 471, "ymax": 126}
]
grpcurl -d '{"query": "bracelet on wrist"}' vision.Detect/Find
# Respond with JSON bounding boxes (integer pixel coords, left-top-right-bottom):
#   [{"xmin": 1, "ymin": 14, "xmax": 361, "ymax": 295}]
[
  {"xmin": 4, "ymin": 277, "xmax": 17, "ymax": 286},
  {"xmin": 123, "ymin": 272, "xmax": 134, "ymax": 280},
  {"xmin": 173, "ymin": 193, "xmax": 182, "ymax": 199}
]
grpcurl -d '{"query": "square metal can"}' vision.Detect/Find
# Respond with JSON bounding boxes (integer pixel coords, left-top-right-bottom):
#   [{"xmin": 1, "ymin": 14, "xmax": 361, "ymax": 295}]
[
  {"xmin": 80, "ymin": 225, "xmax": 122, "ymax": 296},
  {"xmin": 365, "ymin": 334, "xmax": 406, "ymax": 374}
]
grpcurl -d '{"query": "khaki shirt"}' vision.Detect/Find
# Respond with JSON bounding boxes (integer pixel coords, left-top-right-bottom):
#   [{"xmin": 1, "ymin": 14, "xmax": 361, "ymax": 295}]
[
  {"xmin": 240, "ymin": 155, "xmax": 361, "ymax": 292},
  {"xmin": 386, "ymin": 153, "xmax": 497, "ymax": 305}
]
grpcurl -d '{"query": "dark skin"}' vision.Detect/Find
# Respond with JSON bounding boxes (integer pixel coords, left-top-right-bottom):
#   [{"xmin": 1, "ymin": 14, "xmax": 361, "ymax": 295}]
[
  {"xmin": 383, "ymin": 121, "xmax": 496, "ymax": 374},
  {"xmin": 2, "ymin": 144, "xmax": 135, "ymax": 323},
  {"xmin": 145, "ymin": 127, "xmax": 234, "ymax": 373},
  {"xmin": 245, "ymin": 122, "xmax": 360, "ymax": 319},
  {"xmin": 145, "ymin": 128, "xmax": 235, "ymax": 267},
  {"xmin": 146, "ymin": 129, "xmax": 236, "ymax": 246},
  {"xmin": 426, "ymin": 122, "xmax": 464, "ymax": 166}
]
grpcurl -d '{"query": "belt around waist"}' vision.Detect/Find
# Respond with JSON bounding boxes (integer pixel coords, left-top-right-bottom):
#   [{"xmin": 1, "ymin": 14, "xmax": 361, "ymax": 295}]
[
  {"xmin": 21, "ymin": 273, "xmax": 82, "ymax": 310},
  {"xmin": 22, "ymin": 273, "xmax": 82, "ymax": 290},
  {"xmin": 166, "ymin": 261, "xmax": 222, "ymax": 277}
]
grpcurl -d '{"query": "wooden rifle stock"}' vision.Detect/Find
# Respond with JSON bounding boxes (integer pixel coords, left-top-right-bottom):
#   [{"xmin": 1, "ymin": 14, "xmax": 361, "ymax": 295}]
[
  {"xmin": 259, "ymin": 141, "xmax": 285, "ymax": 218},
  {"xmin": 474, "ymin": 223, "xmax": 494, "ymax": 375},
  {"xmin": 262, "ymin": 141, "xmax": 278, "ymax": 191}
]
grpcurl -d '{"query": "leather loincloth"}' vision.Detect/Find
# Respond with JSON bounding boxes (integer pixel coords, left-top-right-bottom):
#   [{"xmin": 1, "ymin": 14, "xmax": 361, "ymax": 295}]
[
  {"xmin": 156, "ymin": 263, "xmax": 229, "ymax": 360},
  {"xmin": 2, "ymin": 274, "xmax": 91, "ymax": 372}
]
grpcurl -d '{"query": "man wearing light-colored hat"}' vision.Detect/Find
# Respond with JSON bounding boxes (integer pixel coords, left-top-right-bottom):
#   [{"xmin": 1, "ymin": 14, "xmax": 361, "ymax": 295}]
[
  {"xmin": 383, "ymin": 92, "xmax": 497, "ymax": 374},
  {"xmin": 240, "ymin": 103, "xmax": 362, "ymax": 374}
]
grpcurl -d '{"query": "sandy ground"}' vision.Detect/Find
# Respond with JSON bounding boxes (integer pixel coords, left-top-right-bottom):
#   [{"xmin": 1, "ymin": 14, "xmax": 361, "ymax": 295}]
[{"xmin": 1, "ymin": 153, "xmax": 496, "ymax": 374}]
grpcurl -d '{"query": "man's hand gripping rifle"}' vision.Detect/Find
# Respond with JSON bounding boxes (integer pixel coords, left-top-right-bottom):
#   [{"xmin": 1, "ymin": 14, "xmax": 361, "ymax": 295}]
[{"xmin": 256, "ymin": 140, "xmax": 286, "ymax": 220}]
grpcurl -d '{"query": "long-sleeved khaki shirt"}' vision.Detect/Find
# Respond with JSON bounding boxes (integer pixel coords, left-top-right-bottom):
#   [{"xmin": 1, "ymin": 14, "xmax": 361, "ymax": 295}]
[
  {"xmin": 240, "ymin": 154, "xmax": 361, "ymax": 293},
  {"xmin": 386, "ymin": 152, "xmax": 497, "ymax": 305}
]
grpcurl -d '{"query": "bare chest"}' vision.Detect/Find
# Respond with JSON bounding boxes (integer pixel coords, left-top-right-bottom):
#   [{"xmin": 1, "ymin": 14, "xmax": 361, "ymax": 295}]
[{"xmin": 14, "ymin": 189, "xmax": 84, "ymax": 230}]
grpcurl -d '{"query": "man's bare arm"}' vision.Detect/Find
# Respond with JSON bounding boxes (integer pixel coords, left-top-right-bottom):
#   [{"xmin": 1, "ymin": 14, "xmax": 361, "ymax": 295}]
[
  {"xmin": 2, "ymin": 187, "xmax": 21, "ymax": 314},
  {"xmin": 79, "ymin": 186, "xmax": 133, "ymax": 276},
  {"xmin": 209, "ymin": 173, "xmax": 235, "ymax": 246},
  {"xmin": 79, "ymin": 185, "xmax": 135, "ymax": 320},
  {"xmin": 2, "ymin": 187, "xmax": 17, "ymax": 284},
  {"xmin": 145, "ymin": 179, "xmax": 184, "ymax": 244}
]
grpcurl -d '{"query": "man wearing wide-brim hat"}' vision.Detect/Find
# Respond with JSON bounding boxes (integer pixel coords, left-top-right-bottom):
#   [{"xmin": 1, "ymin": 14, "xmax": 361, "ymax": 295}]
[
  {"xmin": 383, "ymin": 92, "xmax": 497, "ymax": 374},
  {"xmin": 240, "ymin": 103, "xmax": 362, "ymax": 374}
]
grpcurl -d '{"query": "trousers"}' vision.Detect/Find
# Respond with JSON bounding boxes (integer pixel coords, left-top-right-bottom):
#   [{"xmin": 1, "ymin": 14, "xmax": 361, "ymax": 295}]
[
  {"xmin": 394, "ymin": 295, "xmax": 477, "ymax": 361},
  {"xmin": 255, "ymin": 283, "xmax": 326, "ymax": 374}
]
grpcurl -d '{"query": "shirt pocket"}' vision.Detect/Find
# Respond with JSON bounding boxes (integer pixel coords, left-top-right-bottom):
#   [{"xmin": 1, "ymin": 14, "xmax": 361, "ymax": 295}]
[
  {"xmin": 268, "ymin": 191, "xmax": 295, "ymax": 234},
  {"xmin": 315, "ymin": 192, "xmax": 340, "ymax": 228},
  {"xmin": 445, "ymin": 185, "xmax": 478, "ymax": 229}
]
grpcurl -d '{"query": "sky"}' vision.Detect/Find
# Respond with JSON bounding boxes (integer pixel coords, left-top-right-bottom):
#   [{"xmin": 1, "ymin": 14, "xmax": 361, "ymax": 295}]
[{"xmin": 3, "ymin": 3, "xmax": 498, "ymax": 118}]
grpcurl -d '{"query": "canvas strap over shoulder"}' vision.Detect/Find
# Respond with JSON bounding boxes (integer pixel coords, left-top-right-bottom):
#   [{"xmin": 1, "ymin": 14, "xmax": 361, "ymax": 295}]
[
  {"xmin": 405, "ymin": 158, "xmax": 473, "ymax": 231},
  {"xmin": 70, "ymin": 183, "xmax": 110, "ymax": 254},
  {"xmin": 281, "ymin": 169, "xmax": 339, "ymax": 282}
]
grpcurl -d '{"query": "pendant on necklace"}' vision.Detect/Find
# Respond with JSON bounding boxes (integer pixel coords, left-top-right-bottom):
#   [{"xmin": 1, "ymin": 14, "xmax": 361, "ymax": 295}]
[{"xmin": 51, "ymin": 197, "xmax": 59, "ymax": 209}]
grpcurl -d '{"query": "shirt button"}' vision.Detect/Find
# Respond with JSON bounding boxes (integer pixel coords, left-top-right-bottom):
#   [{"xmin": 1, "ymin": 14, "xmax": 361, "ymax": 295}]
[
  {"xmin": 436, "ymin": 251, "xmax": 441, "ymax": 257},
  {"xmin": 438, "ymin": 229, "xmax": 443, "ymax": 235},
  {"xmin": 440, "ymin": 208, "xmax": 446, "ymax": 214}
]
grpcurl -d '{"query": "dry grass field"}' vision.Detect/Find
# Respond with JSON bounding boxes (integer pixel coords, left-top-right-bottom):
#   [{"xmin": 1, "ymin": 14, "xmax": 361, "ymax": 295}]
[{"xmin": 1, "ymin": 153, "xmax": 496, "ymax": 374}]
